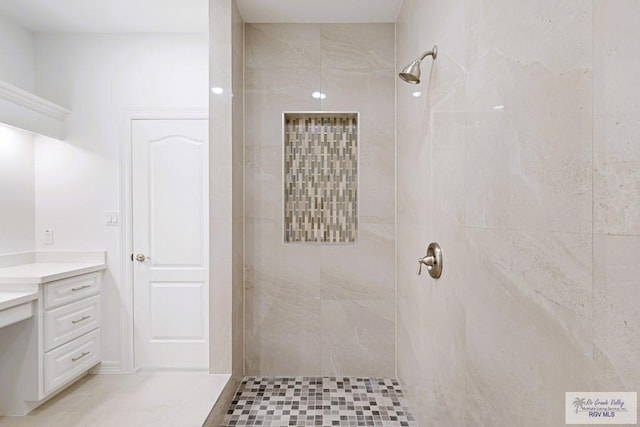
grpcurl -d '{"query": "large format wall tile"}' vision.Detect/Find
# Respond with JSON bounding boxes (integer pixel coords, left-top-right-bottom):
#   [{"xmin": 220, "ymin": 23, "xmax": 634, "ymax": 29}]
[
  {"xmin": 244, "ymin": 67, "xmax": 321, "ymax": 147},
  {"xmin": 245, "ymin": 24, "xmax": 396, "ymax": 376},
  {"xmin": 244, "ymin": 284, "xmax": 322, "ymax": 375},
  {"xmin": 320, "ymin": 69, "xmax": 395, "ymax": 136},
  {"xmin": 244, "ymin": 145, "xmax": 281, "ymax": 224},
  {"xmin": 594, "ymin": 159, "xmax": 640, "ymax": 235},
  {"xmin": 591, "ymin": 2, "xmax": 640, "ymax": 404},
  {"xmin": 320, "ymin": 24, "xmax": 395, "ymax": 70},
  {"xmin": 245, "ymin": 24, "xmax": 321, "ymax": 69},
  {"xmin": 321, "ymin": 68, "xmax": 395, "ymax": 224},
  {"xmin": 593, "ymin": 0, "xmax": 640, "ymax": 236},
  {"xmin": 396, "ymin": 110, "xmax": 432, "ymax": 228},
  {"xmin": 430, "ymin": 109, "xmax": 592, "ymax": 234},
  {"xmin": 396, "ymin": 223, "xmax": 434, "ymax": 353},
  {"xmin": 397, "ymin": 221, "xmax": 466, "ymax": 426},
  {"xmin": 396, "ymin": 321, "xmax": 431, "ymax": 424},
  {"xmin": 320, "ymin": 299, "xmax": 394, "ymax": 377},
  {"xmin": 593, "ymin": 234, "xmax": 640, "ymax": 391},
  {"xmin": 396, "ymin": 0, "xmax": 609, "ymax": 425},
  {"xmin": 463, "ymin": 57, "xmax": 593, "ymax": 233},
  {"xmin": 463, "ymin": 228, "xmax": 594, "ymax": 426},
  {"xmin": 466, "ymin": 0, "xmax": 592, "ymax": 71},
  {"xmin": 244, "ymin": 224, "xmax": 322, "ymax": 375},
  {"xmin": 320, "ymin": 224, "xmax": 395, "ymax": 302},
  {"xmin": 431, "ymin": 113, "xmax": 466, "ymax": 228},
  {"xmin": 231, "ymin": 1, "xmax": 244, "ymax": 375},
  {"xmin": 464, "ymin": 0, "xmax": 593, "ymax": 235}
]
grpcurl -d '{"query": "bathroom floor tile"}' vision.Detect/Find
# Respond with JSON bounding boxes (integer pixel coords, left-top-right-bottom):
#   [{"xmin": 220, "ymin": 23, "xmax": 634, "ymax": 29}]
[
  {"xmin": 0, "ymin": 373, "xmax": 229, "ymax": 427},
  {"xmin": 222, "ymin": 377, "xmax": 416, "ymax": 426}
]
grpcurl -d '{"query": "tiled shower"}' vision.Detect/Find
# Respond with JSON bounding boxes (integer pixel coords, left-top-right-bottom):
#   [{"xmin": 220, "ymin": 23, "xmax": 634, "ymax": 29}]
[
  {"xmin": 211, "ymin": 0, "xmax": 640, "ymax": 425},
  {"xmin": 243, "ymin": 23, "xmax": 396, "ymax": 378}
]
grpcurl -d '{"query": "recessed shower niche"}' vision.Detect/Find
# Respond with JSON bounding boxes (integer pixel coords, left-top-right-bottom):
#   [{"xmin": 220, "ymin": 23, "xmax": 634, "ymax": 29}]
[{"xmin": 283, "ymin": 113, "xmax": 358, "ymax": 243}]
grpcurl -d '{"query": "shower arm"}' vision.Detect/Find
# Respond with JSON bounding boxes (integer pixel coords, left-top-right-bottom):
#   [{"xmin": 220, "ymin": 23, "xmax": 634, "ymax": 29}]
[{"xmin": 418, "ymin": 45, "xmax": 438, "ymax": 61}]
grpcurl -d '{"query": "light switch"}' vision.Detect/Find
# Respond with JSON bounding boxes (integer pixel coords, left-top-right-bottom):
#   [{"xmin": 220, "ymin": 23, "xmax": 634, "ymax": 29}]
[
  {"xmin": 44, "ymin": 229, "xmax": 54, "ymax": 245},
  {"xmin": 105, "ymin": 211, "xmax": 120, "ymax": 226}
]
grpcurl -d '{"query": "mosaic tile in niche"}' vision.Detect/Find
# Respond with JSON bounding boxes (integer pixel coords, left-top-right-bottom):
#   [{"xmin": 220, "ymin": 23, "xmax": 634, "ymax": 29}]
[{"xmin": 284, "ymin": 113, "xmax": 358, "ymax": 243}]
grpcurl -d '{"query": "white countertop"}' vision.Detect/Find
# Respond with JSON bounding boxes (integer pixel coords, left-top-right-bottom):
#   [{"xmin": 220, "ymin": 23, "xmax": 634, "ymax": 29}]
[
  {"xmin": 0, "ymin": 262, "xmax": 106, "ymax": 285},
  {"xmin": 0, "ymin": 290, "xmax": 39, "ymax": 311}
]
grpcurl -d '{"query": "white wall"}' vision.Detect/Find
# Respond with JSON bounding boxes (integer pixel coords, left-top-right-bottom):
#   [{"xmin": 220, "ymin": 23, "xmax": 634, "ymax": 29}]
[
  {"xmin": 0, "ymin": 14, "xmax": 34, "ymax": 91},
  {"xmin": 0, "ymin": 13, "xmax": 36, "ymax": 250},
  {"xmin": 33, "ymin": 34, "xmax": 208, "ymax": 369},
  {"xmin": 0, "ymin": 124, "xmax": 35, "ymax": 254}
]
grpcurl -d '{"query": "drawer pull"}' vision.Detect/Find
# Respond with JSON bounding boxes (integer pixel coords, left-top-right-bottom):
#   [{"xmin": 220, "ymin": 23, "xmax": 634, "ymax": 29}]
[
  {"xmin": 71, "ymin": 284, "xmax": 91, "ymax": 292},
  {"xmin": 71, "ymin": 315, "xmax": 91, "ymax": 324},
  {"xmin": 71, "ymin": 351, "xmax": 90, "ymax": 362}
]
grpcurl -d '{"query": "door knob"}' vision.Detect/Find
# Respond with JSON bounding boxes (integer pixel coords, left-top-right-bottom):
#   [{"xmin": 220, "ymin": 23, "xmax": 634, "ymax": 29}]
[
  {"xmin": 135, "ymin": 254, "xmax": 150, "ymax": 262},
  {"xmin": 417, "ymin": 242, "xmax": 443, "ymax": 279}
]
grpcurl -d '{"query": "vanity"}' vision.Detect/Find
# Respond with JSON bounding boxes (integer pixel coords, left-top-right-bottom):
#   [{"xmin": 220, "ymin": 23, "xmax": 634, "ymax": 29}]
[{"xmin": 0, "ymin": 251, "xmax": 106, "ymax": 416}]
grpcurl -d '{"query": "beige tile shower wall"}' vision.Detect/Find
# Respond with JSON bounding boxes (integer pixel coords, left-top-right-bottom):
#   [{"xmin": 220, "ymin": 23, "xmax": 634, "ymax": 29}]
[
  {"xmin": 592, "ymin": 0, "xmax": 640, "ymax": 394},
  {"xmin": 244, "ymin": 24, "xmax": 395, "ymax": 376},
  {"xmin": 397, "ymin": 1, "xmax": 640, "ymax": 425},
  {"xmin": 209, "ymin": 0, "xmax": 244, "ymax": 377},
  {"xmin": 230, "ymin": 0, "xmax": 244, "ymax": 378}
]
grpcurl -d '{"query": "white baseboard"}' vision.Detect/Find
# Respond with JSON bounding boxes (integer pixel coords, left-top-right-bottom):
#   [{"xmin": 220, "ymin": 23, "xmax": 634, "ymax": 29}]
[{"xmin": 90, "ymin": 361, "xmax": 123, "ymax": 374}]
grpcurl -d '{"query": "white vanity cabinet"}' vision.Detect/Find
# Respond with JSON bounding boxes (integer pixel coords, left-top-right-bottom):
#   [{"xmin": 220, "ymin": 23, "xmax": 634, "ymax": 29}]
[
  {"xmin": 42, "ymin": 272, "xmax": 102, "ymax": 394},
  {"xmin": 0, "ymin": 252, "xmax": 105, "ymax": 416}
]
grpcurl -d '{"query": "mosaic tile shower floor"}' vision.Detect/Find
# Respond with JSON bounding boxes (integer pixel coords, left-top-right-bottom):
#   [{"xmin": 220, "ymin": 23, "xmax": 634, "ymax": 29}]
[{"xmin": 221, "ymin": 377, "xmax": 416, "ymax": 427}]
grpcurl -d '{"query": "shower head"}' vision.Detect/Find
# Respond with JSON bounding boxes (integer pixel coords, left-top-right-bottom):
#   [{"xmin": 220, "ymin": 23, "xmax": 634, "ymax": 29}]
[{"xmin": 399, "ymin": 45, "xmax": 438, "ymax": 84}]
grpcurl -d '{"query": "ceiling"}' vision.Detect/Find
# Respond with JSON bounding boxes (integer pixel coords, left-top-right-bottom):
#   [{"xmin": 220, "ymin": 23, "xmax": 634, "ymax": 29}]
[
  {"xmin": 235, "ymin": 0, "xmax": 404, "ymax": 23},
  {"xmin": 0, "ymin": 0, "xmax": 209, "ymax": 33},
  {"xmin": 0, "ymin": 0, "xmax": 403, "ymax": 33}
]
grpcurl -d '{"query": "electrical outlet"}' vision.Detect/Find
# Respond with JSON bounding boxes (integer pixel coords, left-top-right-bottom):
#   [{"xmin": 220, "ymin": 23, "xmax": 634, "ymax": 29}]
[{"xmin": 44, "ymin": 229, "xmax": 54, "ymax": 245}]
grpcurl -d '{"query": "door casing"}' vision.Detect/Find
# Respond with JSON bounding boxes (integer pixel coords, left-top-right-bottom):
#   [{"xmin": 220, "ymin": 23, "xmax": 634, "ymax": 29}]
[{"xmin": 106, "ymin": 109, "xmax": 208, "ymax": 374}]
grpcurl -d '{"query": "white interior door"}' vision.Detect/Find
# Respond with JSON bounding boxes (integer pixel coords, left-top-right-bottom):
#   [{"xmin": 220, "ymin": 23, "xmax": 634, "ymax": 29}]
[{"xmin": 132, "ymin": 119, "xmax": 208, "ymax": 371}]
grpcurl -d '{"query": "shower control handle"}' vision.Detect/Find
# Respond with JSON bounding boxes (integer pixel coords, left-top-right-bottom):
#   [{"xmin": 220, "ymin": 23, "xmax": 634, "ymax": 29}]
[
  {"xmin": 417, "ymin": 242, "xmax": 443, "ymax": 279},
  {"xmin": 417, "ymin": 255, "xmax": 435, "ymax": 275}
]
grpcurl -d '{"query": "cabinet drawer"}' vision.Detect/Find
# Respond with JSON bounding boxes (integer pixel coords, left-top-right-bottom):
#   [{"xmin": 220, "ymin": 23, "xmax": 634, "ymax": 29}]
[
  {"xmin": 44, "ymin": 272, "xmax": 101, "ymax": 309},
  {"xmin": 44, "ymin": 329, "xmax": 100, "ymax": 395},
  {"xmin": 44, "ymin": 295, "xmax": 100, "ymax": 351}
]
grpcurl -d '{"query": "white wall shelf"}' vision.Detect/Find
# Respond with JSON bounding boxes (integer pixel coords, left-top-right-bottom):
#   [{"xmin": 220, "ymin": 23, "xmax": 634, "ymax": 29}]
[{"xmin": 0, "ymin": 80, "xmax": 70, "ymax": 140}]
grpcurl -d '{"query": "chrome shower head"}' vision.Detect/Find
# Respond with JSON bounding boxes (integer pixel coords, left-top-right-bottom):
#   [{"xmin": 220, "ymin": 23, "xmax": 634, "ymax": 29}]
[
  {"xmin": 399, "ymin": 60, "xmax": 422, "ymax": 84},
  {"xmin": 399, "ymin": 45, "xmax": 438, "ymax": 84}
]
